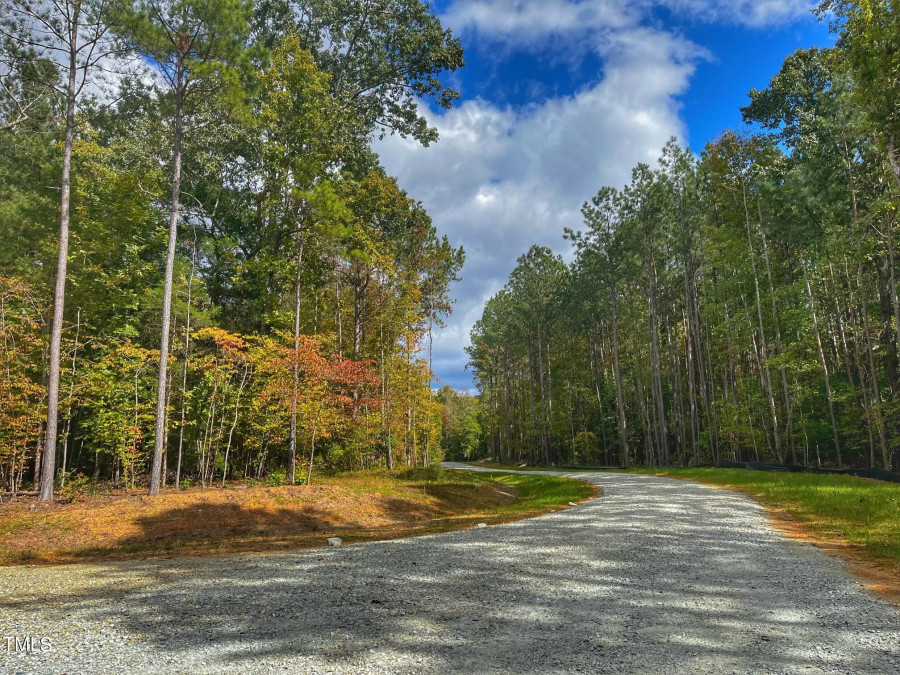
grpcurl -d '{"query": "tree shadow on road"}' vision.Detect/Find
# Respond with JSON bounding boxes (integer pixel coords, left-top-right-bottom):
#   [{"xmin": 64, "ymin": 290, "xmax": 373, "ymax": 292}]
[{"xmin": 6, "ymin": 474, "xmax": 900, "ymax": 673}]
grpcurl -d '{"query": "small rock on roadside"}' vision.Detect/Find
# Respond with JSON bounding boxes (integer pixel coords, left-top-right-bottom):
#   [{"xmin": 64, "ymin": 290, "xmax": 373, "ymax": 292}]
[
  {"xmin": 327, "ymin": 537, "xmax": 342, "ymax": 547},
  {"xmin": 475, "ymin": 523, "xmax": 487, "ymax": 529}
]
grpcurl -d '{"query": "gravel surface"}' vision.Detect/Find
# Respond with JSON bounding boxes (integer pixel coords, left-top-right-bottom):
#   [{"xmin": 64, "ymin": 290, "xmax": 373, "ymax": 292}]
[{"xmin": 2, "ymin": 465, "xmax": 899, "ymax": 674}]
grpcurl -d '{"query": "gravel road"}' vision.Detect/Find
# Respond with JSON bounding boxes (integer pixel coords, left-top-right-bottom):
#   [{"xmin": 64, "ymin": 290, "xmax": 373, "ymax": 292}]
[{"xmin": 2, "ymin": 465, "xmax": 898, "ymax": 674}]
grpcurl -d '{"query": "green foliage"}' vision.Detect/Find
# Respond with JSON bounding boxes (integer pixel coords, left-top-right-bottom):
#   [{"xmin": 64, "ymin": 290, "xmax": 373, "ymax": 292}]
[
  {"xmin": 59, "ymin": 472, "xmax": 93, "ymax": 502},
  {"xmin": 265, "ymin": 469, "xmax": 287, "ymax": 487},
  {"xmin": 114, "ymin": 0, "xmax": 252, "ymax": 108},
  {"xmin": 0, "ymin": 277, "xmax": 44, "ymax": 488},
  {"xmin": 469, "ymin": 13, "xmax": 900, "ymax": 473},
  {"xmin": 0, "ymin": 0, "xmax": 464, "ymax": 490},
  {"xmin": 251, "ymin": 0, "xmax": 465, "ymax": 145},
  {"xmin": 436, "ymin": 386, "xmax": 483, "ymax": 461},
  {"xmin": 80, "ymin": 341, "xmax": 158, "ymax": 487}
]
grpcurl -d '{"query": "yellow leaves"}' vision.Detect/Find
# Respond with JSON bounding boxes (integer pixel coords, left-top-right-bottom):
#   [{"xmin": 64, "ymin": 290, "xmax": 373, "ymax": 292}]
[
  {"xmin": 0, "ymin": 277, "xmax": 47, "ymax": 464},
  {"xmin": 259, "ymin": 36, "xmax": 345, "ymax": 176},
  {"xmin": 855, "ymin": 0, "xmax": 875, "ymax": 21},
  {"xmin": 80, "ymin": 339, "xmax": 157, "ymax": 468},
  {"xmin": 195, "ymin": 326, "xmax": 247, "ymax": 355}
]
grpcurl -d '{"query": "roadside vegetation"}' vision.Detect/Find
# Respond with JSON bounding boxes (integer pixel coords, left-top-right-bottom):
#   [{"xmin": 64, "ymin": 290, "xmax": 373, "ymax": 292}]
[{"xmin": 0, "ymin": 468, "xmax": 594, "ymax": 565}]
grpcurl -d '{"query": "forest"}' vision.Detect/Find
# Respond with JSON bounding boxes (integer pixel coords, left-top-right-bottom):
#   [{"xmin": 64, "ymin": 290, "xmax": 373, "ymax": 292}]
[
  {"xmin": 0, "ymin": 0, "xmax": 466, "ymax": 499},
  {"xmin": 468, "ymin": 2, "xmax": 900, "ymax": 472}
]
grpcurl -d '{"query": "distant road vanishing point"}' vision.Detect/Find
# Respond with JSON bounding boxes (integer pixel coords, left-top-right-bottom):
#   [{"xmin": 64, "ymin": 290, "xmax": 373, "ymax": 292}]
[{"xmin": 2, "ymin": 464, "xmax": 899, "ymax": 674}]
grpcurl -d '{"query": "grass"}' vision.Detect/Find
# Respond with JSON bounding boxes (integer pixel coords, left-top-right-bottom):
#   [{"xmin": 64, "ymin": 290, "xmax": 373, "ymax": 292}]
[
  {"xmin": 485, "ymin": 472, "xmax": 597, "ymax": 513},
  {"xmin": 0, "ymin": 466, "xmax": 595, "ymax": 565}
]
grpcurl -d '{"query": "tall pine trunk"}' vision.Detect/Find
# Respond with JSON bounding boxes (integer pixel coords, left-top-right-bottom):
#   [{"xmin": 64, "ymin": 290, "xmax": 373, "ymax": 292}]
[
  {"xmin": 856, "ymin": 262, "xmax": 890, "ymax": 468},
  {"xmin": 683, "ymin": 264, "xmax": 700, "ymax": 465},
  {"xmin": 289, "ymin": 233, "xmax": 305, "ymax": 484},
  {"xmin": 175, "ymin": 242, "xmax": 196, "ymax": 489},
  {"xmin": 757, "ymin": 210, "xmax": 795, "ymax": 463},
  {"xmin": 39, "ymin": 20, "xmax": 80, "ymax": 501},
  {"xmin": 647, "ymin": 258, "xmax": 668, "ymax": 465},
  {"xmin": 610, "ymin": 276, "xmax": 629, "ymax": 466},
  {"xmin": 742, "ymin": 184, "xmax": 782, "ymax": 462},
  {"xmin": 804, "ymin": 265, "xmax": 842, "ymax": 466},
  {"xmin": 884, "ymin": 136, "xmax": 900, "ymax": 371},
  {"xmin": 149, "ymin": 75, "xmax": 184, "ymax": 496}
]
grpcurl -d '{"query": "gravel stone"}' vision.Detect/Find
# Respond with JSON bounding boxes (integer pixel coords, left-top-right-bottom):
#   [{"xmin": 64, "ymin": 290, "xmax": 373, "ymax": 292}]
[{"xmin": 1, "ymin": 464, "xmax": 898, "ymax": 674}]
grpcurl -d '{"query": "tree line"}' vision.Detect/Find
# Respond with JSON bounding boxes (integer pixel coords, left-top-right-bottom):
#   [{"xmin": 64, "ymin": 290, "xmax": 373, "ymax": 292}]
[
  {"xmin": 0, "ymin": 0, "xmax": 465, "ymax": 499},
  {"xmin": 468, "ymin": 2, "xmax": 900, "ymax": 471}
]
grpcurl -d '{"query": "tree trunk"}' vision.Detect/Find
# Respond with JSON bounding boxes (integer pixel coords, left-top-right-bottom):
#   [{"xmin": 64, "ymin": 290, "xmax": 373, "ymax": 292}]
[
  {"xmin": 683, "ymin": 266, "xmax": 700, "ymax": 465},
  {"xmin": 758, "ymin": 209, "xmax": 795, "ymax": 463},
  {"xmin": 886, "ymin": 212, "xmax": 900, "ymax": 383},
  {"xmin": 59, "ymin": 308, "xmax": 80, "ymax": 488},
  {"xmin": 222, "ymin": 365, "xmax": 249, "ymax": 487},
  {"xmin": 535, "ymin": 320, "xmax": 549, "ymax": 464},
  {"xmin": 856, "ymin": 262, "xmax": 891, "ymax": 468},
  {"xmin": 741, "ymin": 295, "xmax": 775, "ymax": 459},
  {"xmin": 702, "ymin": 311, "xmax": 720, "ymax": 465},
  {"xmin": 667, "ymin": 318, "xmax": 687, "ymax": 465},
  {"xmin": 647, "ymin": 258, "xmax": 668, "ymax": 465},
  {"xmin": 289, "ymin": 233, "xmax": 305, "ymax": 484},
  {"xmin": 587, "ymin": 329, "xmax": 609, "ymax": 460},
  {"xmin": 742, "ymin": 184, "xmax": 782, "ymax": 462},
  {"xmin": 610, "ymin": 276, "xmax": 629, "ymax": 466},
  {"xmin": 307, "ymin": 427, "xmax": 318, "ymax": 486},
  {"xmin": 175, "ymin": 242, "xmax": 196, "ymax": 489},
  {"xmin": 545, "ymin": 334, "xmax": 554, "ymax": 464},
  {"xmin": 693, "ymin": 277, "xmax": 717, "ymax": 464},
  {"xmin": 353, "ymin": 267, "xmax": 369, "ymax": 361},
  {"xmin": 848, "ymin": 278, "xmax": 877, "ymax": 468},
  {"xmin": 39, "ymin": 13, "xmax": 80, "ymax": 501},
  {"xmin": 885, "ymin": 137, "xmax": 900, "ymax": 365},
  {"xmin": 827, "ymin": 263, "xmax": 866, "ymax": 460},
  {"xmin": 804, "ymin": 264, "xmax": 842, "ymax": 466},
  {"xmin": 336, "ymin": 272, "xmax": 343, "ymax": 357},
  {"xmin": 149, "ymin": 75, "xmax": 185, "ymax": 496}
]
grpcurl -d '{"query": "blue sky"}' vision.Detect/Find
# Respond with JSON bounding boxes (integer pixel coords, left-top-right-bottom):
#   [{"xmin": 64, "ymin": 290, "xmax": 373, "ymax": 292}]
[{"xmin": 376, "ymin": 0, "xmax": 834, "ymax": 391}]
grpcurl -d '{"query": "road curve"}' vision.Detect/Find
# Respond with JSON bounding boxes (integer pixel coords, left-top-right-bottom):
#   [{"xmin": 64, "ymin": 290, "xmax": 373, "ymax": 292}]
[{"xmin": 1, "ymin": 465, "xmax": 898, "ymax": 674}]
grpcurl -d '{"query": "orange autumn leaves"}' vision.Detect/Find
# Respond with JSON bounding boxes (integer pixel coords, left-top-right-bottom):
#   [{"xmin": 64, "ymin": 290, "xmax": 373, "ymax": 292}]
[
  {"xmin": 0, "ymin": 277, "xmax": 45, "ymax": 483},
  {"xmin": 195, "ymin": 328, "xmax": 381, "ymax": 478}
]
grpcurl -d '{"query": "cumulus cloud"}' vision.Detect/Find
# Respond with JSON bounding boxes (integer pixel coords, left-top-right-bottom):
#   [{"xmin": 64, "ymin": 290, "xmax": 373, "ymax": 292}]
[
  {"xmin": 658, "ymin": 0, "xmax": 815, "ymax": 28},
  {"xmin": 443, "ymin": 0, "xmax": 639, "ymax": 45},
  {"xmin": 376, "ymin": 0, "xmax": 814, "ymax": 390},
  {"xmin": 446, "ymin": 0, "xmax": 815, "ymax": 41}
]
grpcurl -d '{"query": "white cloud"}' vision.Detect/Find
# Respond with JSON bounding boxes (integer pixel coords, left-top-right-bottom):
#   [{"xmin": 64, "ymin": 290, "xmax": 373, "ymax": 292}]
[
  {"xmin": 443, "ymin": 0, "xmax": 638, "ymax": 45},
  {"xmin": 377, "ymin": 0, "xmax": 816, "ymax": 389},
  {"xmin": 658, "ymin": 0, "xmax": 815, "ymax": 28},
  {"xmin": 445, "ymin": 0, "xmax": 815, "ymax": 42},
  {"xmin": 377, "ymin": 24, "xmax": 701, "ymax": 388}
]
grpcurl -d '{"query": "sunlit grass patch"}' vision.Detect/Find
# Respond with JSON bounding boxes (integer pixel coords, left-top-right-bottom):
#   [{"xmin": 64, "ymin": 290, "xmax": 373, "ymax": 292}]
[{"xmin": 490, "ymin": 473, "xmax": 596, "ymax": 513}]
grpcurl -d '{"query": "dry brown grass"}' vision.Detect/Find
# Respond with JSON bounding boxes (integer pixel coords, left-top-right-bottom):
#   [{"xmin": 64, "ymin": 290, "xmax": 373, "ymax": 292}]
[{"xmin": 0, "ymin": 469, "xmax": 594, "ymax": 564}]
